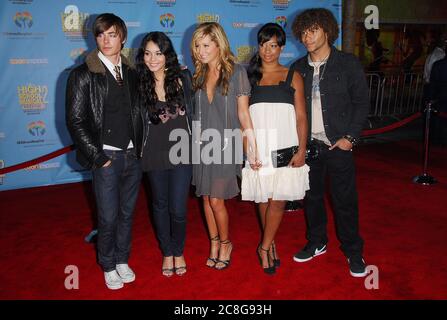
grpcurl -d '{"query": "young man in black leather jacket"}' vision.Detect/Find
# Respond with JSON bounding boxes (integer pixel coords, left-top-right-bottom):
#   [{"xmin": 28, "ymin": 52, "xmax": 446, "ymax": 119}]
[{"xmin": 66, "ymin": 13, "xmax": 143, "ymax": 289}]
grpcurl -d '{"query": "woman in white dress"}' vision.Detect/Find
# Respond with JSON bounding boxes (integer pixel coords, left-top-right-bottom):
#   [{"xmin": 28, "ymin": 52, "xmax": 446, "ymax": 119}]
[{"xmin": 242, "ymin": 23, "xmax": 309, "ymax": 274}]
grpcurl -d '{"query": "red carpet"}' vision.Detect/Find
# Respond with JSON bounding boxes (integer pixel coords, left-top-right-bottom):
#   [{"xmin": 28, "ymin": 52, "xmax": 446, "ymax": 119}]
[{"xmin": 1, "ymin": 140, "xmax": 446, "ymax": 300}]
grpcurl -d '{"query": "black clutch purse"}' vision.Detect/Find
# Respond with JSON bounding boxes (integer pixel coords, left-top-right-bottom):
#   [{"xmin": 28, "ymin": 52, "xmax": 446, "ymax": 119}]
[
  {"xmin": 271, "ymin": 142, "xmax": 320, "ymax": 168},
  {"xmin": 271, "ymin": 146, "xmax": 298, "ymax": 168}
]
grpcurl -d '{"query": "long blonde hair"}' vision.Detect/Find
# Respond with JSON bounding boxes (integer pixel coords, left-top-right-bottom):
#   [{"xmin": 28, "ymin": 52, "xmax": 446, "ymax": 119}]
[{"xmin": 190, "ymin": 22, "xmax": 236, "ymax": 96}]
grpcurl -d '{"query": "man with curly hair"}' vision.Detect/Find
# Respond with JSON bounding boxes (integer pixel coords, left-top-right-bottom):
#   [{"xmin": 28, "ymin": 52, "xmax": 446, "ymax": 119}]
[{"xmin": 290, "ymin": 8, "xmax": 370, "ymax": 277}]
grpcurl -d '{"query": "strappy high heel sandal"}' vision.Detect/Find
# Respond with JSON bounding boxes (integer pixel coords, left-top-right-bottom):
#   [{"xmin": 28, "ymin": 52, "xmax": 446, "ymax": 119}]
[
  {"xmin": 270, "ymin": 241, "xmax": 280, "ymax": 268},
  {"xmin": 206, "ymin": 235, "xmax": 220, "ymax": 268},
  {"xmin": 162, "ymin": 256, "xmax": 174, "ymax": 277},
  {"xmin": 174, "ymin": 255, "xmax": 187, "ymax": 276},
  {"xmin": 257, "ymin": 244, "xmax": 276, "ymax": 275},
  {"xmin": 215, "ymin": 239, "xmax": 232, "ymax": 270}
]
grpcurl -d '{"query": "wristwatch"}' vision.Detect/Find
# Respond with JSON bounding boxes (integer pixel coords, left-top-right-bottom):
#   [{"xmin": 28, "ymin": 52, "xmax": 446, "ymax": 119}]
[{"xmin": 343, "ymin": 135, "xmax": 357, "ymax": 147}]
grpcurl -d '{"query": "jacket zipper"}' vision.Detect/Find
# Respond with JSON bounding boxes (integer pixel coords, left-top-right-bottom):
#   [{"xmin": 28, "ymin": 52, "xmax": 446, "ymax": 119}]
[{"xmin": 100, "ymin": 73, "xmax": 108, "ymax": 148}]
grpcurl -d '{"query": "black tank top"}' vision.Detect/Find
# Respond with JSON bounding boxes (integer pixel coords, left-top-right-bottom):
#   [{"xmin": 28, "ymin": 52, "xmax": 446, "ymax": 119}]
[{"xmin": 249, "ymin": 68, "xmax": 295, "ymax": 105}]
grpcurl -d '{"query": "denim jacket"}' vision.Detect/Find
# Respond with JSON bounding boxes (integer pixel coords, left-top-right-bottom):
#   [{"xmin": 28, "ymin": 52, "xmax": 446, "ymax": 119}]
[{"xmin": 291, "ymin": 47, "xmax": 370, "ymax": 144}]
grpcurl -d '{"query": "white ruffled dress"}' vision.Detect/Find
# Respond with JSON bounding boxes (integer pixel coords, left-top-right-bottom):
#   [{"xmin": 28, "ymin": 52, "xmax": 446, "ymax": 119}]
[{"xmin": 241, "ymin": 71, "xmax": 309, "ymax": 203}]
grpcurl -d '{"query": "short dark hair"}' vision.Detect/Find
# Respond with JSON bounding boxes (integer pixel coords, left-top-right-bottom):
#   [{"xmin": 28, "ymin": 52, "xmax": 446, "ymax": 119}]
[
  {"xmin": 292, "ymin": 8, "xmax": 339, "ymax": 46},
  {"xmin": 257, "ymin": 22, "xmax": 286, "ymax": 47},
  {"xmin": 247, "ymin": 23, "xmax": 286, "ymax": 87},
  {"xmin": 93, "ymin": 13, "xmax": 127, "ymax": 42}
]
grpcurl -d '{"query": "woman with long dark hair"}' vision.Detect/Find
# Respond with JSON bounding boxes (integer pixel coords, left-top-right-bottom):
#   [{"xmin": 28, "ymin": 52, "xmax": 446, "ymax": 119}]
[
  {"xmin": 242, "ymin": 23, "xmax": 309, "ymax": 274},
  {"xmin": 136, "ymin": 31, "xmax": 194, "ymax": 277}
]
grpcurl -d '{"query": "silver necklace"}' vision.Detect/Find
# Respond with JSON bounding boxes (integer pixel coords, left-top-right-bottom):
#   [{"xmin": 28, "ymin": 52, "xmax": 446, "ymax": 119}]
[
  {"xmin": 311, "ymin": 53, "xmax": 330, "ymax": 95},
  {"xmin": 310, "ymin": 53, "xmax": 330, "ymax": 80}
]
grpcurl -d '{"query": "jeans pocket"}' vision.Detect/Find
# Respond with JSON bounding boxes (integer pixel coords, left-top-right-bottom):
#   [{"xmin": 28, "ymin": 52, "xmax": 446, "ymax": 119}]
[{"xmin": 104, "ymin": 150, "xmax": 117, "ymax": 161}]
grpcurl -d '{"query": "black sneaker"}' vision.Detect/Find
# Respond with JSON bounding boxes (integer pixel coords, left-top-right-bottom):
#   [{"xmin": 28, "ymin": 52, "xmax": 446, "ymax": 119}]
[
  {"xmin": 348, "ymin": 255, "xmax": 367, "ymax": 277},
  {"xmin": 293, "ymin": 242, "xmax": 327, "ymax": 262}
]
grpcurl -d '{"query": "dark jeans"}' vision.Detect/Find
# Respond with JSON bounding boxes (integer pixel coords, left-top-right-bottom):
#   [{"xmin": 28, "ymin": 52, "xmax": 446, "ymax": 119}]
[
  {"xmin": 147, "ymin": 165, "xmax": 192, "ymax": 257},
  {"xmin": 93, "ymin": 149, "xmax": 142, "ymax": 272},
  {"xmin": 431, "ymin": 114, "xmax": 447, "ymax": 146},
  {"xmin": 304, "ymin": 142, "xmax": 364, "ymax": 258}
]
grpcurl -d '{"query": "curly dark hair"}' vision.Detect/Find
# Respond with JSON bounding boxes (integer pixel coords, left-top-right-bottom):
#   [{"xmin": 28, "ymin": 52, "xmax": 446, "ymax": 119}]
[
  {"xmin": 247, "ymin": 23, "xmax": 286, "ymax": 88},
  {"xmin": 291, "ymin": 8, "xmax": 339, "ymax": 46},
  {"xmin": 135, "ymin": 31, "xmax": 184, "ymax": 117}
]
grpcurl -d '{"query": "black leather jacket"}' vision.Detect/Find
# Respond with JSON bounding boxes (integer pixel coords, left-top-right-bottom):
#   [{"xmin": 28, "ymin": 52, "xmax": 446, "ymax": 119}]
[
  {"xmin": 291, "ymin": 47, "xmax": 370, "ymax": 143},
  {"xmin": 141, "ymin": 68, "xmax": 195, "ymax": 149},
  {"xmin": 65, "ymin": 49, "xmax": 143, "ymax": 169}
]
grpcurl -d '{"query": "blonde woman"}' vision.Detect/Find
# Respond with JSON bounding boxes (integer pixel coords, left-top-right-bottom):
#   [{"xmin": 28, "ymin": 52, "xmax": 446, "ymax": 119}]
[{"xmin": 190, "ymin": 22, "xmax": 260, "ymax": 270}]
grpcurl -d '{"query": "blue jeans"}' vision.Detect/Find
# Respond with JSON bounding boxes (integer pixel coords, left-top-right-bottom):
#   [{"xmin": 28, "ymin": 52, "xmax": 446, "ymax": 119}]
[
  {"xmin": 93, "ymin": 149, "xmax": 142, "ymax": 272},
  {"xmin": 147, "ymin": 165, "xmax": 192, "ymax": 257}
]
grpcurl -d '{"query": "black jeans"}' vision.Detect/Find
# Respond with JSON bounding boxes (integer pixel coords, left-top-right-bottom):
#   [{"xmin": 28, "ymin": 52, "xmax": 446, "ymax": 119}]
[
  {"xmin": 147, "ymin": 165, "xmax": 192, "ymax": 257},
  {"xmin": 93, "ymin": 149, "xmax": 142, "ymax": 272},
  {"xmin": 304, "ymin": 142, "xmax": 364, "ymax": 257},
  {"xmin": 431, "ymin": 114, "xmax": 447, "ymax": 146}
]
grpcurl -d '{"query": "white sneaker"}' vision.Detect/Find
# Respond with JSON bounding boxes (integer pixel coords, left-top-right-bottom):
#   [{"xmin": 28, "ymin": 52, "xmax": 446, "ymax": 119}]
[
  {"xmin": 104, "ymin": 270, "xmax": 124, "ymax": 290},
  {"xmin": 116, "ymin": 263, "xmax": 136, "ymax": 283}
]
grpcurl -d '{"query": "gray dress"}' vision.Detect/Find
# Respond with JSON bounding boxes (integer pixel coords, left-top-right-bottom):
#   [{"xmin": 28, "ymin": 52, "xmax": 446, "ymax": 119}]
[{"xmin": 192, "ymin": 64, "xmax": 251, "ymax": 199}]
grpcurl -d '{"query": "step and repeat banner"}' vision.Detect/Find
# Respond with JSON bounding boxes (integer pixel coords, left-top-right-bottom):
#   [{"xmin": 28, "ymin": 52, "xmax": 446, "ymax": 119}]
[{"xmin": 0, "ymin": 0, "xmax": 341, "ymax": 191}]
